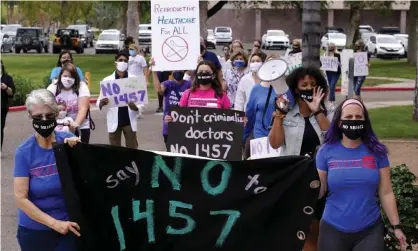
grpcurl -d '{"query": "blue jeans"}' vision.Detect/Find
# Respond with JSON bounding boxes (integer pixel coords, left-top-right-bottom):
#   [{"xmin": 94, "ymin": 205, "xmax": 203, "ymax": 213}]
[
  {"xmin": 326, "ymin": 71, "xmax": 340, "ymax": 101},
  {"xmin": 353, "ymin": 76, "xmax": 366, "ymax": 95},
  {"xmin": 17, "ymin": 226, "xmax": 78, "ymax": 251}
]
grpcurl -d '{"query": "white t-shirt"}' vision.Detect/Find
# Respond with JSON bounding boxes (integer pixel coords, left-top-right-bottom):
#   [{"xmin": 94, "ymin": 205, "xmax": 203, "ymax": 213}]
[
  {"xmin": 47, "ymin": 81, "xmax": 91, "ymax": 129},
  {"xmin": 128, "ymin": 55, "xmax": 147, "ymax": 76}
]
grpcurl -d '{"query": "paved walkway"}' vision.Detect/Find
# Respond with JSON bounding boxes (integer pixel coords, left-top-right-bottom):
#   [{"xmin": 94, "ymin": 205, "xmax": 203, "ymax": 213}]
[{"xmin": 366, "ymin": 76, "xmax": 416, "ymax": 88}]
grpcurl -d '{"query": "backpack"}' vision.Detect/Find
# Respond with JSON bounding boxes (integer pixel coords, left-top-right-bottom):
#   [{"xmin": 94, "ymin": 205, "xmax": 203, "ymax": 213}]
[{"xmin": 54, "ymin": 85, "xmax": 96, "ymax": 130}]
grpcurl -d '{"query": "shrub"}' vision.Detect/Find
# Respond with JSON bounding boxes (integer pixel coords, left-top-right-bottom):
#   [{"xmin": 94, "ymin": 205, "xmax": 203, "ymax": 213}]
[
  {"xmin": 382, "ymin": 164, "xmax": 418, "ymax": 250},
  {"xmin": 43, "ymin": 74, "xmax": 51, "ymax": 88},
  {"xmin": 10, "ymin": 75, "xmax": 42, "ymax": 106}
]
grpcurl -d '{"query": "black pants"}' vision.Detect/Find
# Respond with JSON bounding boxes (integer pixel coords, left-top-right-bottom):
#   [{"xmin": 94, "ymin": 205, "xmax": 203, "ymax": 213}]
[
  {"xmin": 318, "ymin": 219, "xmax": 384, "ymax": 251},
  {"xmin": 243, "ymin": 132, "xmax": 253, "ymax": 159},
  {"xmin": 1, "ymin": 108, "xmax": 7, "ymax": 149},
  {"xmin": 75, "ymin": 128, "xmax": 91, "ymax": 143},
  {"xmin": 158, "ymin": 93, "xmax": 163, "ymax": 108},
  {"xmin": 163, "ymin": 134, "xmax": 169, "ymax": 151}
]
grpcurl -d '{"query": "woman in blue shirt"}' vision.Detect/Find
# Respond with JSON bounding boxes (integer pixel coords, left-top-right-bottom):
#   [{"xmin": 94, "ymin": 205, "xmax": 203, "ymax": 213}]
[
  {"xmin": 316, "ymin": 99, "xmax": 407, "ymax": 251},
  {"xmin": 14, "ymin": 89, "xmax": 81, "ymax": 251},
  {"xmin": 50, "ymin": 51, "xmax": 84, "ymax": 81}
]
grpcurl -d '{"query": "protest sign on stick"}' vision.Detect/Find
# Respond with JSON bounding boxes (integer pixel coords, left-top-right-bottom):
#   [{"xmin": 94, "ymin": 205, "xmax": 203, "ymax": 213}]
[
  {"xmin": 353, "ymin": 52, "xmax": 369, "ymax": 77},
  {"xmin": 99, "ymin": 76, "xmax": 148, "ymax": 107},
  {"xmin": 250, "ymin": 137, "xmax": 281, "ymax": 159},
  {"xmin": 320, "ymin": 56, "xmax": 339, "ymax": 72}
]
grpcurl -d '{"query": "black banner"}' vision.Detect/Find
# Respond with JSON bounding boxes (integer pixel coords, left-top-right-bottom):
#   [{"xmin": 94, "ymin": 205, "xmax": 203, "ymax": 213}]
[
  {"xmin": 167, "ymin": 107, "xmax": 245, "ymax": 161},
  {"xmin": 54, "ymin": 143, "xmax": 320, "ymax": 251}
]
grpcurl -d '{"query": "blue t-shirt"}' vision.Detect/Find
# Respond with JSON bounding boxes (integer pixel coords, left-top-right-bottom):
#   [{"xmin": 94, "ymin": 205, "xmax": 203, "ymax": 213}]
[
  {"xmin": 202, "ymin": 50, "xmax": 222, "ymax": 70},
  {"xmin": 50, "ymin": 66, "xmax": 84, "ymax": 81},
  {"xmin": 14, "ymin": 131, "xmax": 75, "ymax": 230},
  {"xmin": 162, "ymin": 80, "xmax": 191, "ymax": 135},
  {"xmin": 316, "ymin": 142, "xmax": 389, "ymax": 233}
]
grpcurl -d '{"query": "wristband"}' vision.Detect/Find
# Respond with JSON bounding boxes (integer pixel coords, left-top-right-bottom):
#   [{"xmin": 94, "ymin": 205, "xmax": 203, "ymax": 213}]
[{"xmin": 392, "ymin": 224, "xmax": 401, "ymax": 230}]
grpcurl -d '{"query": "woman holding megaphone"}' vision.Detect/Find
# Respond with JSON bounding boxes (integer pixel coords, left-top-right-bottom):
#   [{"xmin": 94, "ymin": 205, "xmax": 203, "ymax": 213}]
[{"xmin": 268, "ymin": 66, "xmax": 335, "ymax": 251}]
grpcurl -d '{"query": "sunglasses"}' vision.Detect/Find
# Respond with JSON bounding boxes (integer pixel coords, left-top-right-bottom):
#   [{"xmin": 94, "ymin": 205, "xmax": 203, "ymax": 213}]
[{"xmin": 31, "ymin": 112, "xmax": 56, "ymax": 121}]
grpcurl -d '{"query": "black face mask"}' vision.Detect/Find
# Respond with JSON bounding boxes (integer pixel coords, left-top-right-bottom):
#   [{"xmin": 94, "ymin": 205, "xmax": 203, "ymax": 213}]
[
  {"xmin": 340, "ymin": 120, "xmax": 365, "ymax": 140},
  {"xmin": 196, "ymin": 73, "xmax": 213, "ymax": 85},
  {"xmin": 173, "ymin": 71, "xmax": 185, "ymax": 81},
  {"xmin": 299, "ymin": 89, "xmax": 314, "ymax": 102},
  {"xmin": 33, "ymin": 119, "xmax": 57, "ymax": 138},
  {"xmin": 200, "ymin": 44, "xmax": 205, "ymax": 54},
  {"xmin": 292, "ymin": 46, "xmax": 300, "ymax": 50}
]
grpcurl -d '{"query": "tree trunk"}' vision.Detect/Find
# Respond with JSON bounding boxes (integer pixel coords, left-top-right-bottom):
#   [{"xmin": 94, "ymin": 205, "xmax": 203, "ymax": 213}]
[
  {"xmin": 346, "ymin": 6, "xmax": 361, "ymax": 48},
  {"xmin": 199, "ymin": 1, "xmax": 209, "ymax": 39},
  {"xmin": 120, "ymin": 2, "xmax": 128, "ymax": 36},
  {"xmin": 302, "ymin": 1, "xmax": 321, "ymax": 68},
  {"xmin": 126, "ymin": 1, "xmax": 140, "ymax": 47},
  {"xmin": 407, "ymin": 1, "xmax": 418, "ymax": 65},
  {"xmin": 413, "ymin": 23, "xmax": 418, "ymax": 121}
]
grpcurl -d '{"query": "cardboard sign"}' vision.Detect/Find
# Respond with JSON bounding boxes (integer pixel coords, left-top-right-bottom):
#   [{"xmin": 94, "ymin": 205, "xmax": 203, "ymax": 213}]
[
  {"xmin": 283, "ymin": 52, "xmax": 302, "ymax": 75},
  {"xmin": 99, "ymin": 76, "xmax": 149, "ymax": 107},
  {"xmin": 151, "ymin": 0, "xmax": 200, "ymax": 71},
  {"xmin": 354, "ymin": 52, "xmax": 369, "ymax": 77},
  {"xmin": 250, "ymin": 137, "xmax": 281, "ymax": 159},
  {"xmin": 320, "ymin": 56, "xmax": 339, "ymax": 72},
  {"xmin": 340, "ymin": 49, "xmax": 354, "ymax": 96},
  {"xmin": 54, "ymin": 143, "xmax": 320, "ymax": 251},
  {"xmin": 167, "ymin": 107, "xmax": 245, "ymax": 161}
]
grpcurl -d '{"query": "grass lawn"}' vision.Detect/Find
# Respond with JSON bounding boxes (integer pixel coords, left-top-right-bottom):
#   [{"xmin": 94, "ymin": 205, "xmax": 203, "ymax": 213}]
[
  {"xmin": 368, "ymin": 58, "xmax": 416, "ymax": 79},
  {"xmin": 369, "ymin": 105, "xmax": 418, "ymax": 139}
]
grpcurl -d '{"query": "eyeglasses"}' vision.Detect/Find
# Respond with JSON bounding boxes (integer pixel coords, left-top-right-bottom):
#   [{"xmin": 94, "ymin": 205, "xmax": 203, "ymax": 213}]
[{"xmin": 31, "ymin": 112, "xmax": 56, "ymax": 121}]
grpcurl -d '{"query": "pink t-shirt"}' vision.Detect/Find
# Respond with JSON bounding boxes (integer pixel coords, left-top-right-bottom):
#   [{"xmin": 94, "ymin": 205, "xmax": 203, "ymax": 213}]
[{"xmin": 179, "ymin": 88, "xmax": 230, "ymax": 109}]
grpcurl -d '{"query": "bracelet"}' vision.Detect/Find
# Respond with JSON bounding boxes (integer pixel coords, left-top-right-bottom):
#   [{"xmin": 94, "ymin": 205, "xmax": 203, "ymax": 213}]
[
  {"xmin": 273, "ymin": 111, "xmax": 286, "ymax": 119},
  {"xmin": 313, "ymin": 110, "xmax": 324, "ymax": 116},
  {"xmin": 392, "ymin": 224, "xmax": 401, "ymax": 230}
]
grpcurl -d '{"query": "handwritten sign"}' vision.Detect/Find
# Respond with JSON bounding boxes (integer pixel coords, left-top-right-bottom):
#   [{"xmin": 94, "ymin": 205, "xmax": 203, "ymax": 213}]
[
  {"xmin": 340, "ymin": 49, "xmax": 354, "ymax": 96},
  {"xmin": 167, "ymin": 107, "xmax": 245, "ymax": 161},
  {"xmin": 354, "ymin": 52, "xmax": 369, "ymax": 77},
  {"xmin": 250, "ymin": 137, "xmax": 281, "ymax": 159},
  {"xmin": 283, "ymin": 52, "xmax": 302, "ymax": 75},
  {"xmin": 54, "ymin": 143, "xmax": 320, "ymax": 251},
  {"xmin": 151, "ymin": 0, "xmax": 200, "ymax": 71},
  {"xmin": 320, "ymin": 56, "xmax": 339, "ymax": 72},
  {"xmin": 99, "ymin": 76, "xmax": 148, "ymax": 107}
]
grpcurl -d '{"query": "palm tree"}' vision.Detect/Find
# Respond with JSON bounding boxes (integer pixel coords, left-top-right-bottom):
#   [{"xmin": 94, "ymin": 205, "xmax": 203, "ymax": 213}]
[{"xmin": 301, "ymin": 1, "xmax": 321, "ymax": 68}]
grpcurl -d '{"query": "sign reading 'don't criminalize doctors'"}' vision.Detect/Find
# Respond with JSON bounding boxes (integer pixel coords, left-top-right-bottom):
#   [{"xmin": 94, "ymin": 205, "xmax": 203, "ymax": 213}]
[
  {"xmin": 151, "ymin": 0, "xmax": 200, "ymax": 72},
  {"xmin": 54, "ymin": 143, "xmax": 320, "ymax": 251}
]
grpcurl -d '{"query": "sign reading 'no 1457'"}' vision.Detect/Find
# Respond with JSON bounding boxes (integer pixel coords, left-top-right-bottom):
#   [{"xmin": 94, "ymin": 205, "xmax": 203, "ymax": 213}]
[{"xmin": 99, "ymin": 76, "xmax": 149, "ymax": 108}]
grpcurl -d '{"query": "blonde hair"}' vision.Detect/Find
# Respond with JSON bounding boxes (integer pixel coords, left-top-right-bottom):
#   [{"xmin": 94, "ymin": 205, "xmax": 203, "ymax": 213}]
[{"xmin": 230, "ymin": 48, "xmax": 249, "ymax": 66}]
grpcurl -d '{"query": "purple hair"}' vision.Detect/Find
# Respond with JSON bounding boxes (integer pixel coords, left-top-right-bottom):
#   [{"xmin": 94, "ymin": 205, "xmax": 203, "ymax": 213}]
[{"xmin": 324, "ymin": 99, "xmax": 388, "ymax": 157}]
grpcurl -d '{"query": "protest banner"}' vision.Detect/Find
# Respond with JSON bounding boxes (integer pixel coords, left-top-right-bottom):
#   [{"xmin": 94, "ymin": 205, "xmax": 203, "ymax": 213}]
[
  {"xmin": 99, "ymin": 76, "xmax": 148, "ymax": 108},
  {"xmin": 354, "ymin": 52, "xmax": 369, "ymax": 77},
  {"xmin": 151, "ymin": 0, "xmax": 200, "ymax": 71},
  {"xmin": 320, "ymin": 56, "xmax": 339, "ymax": 72},
  {"xmin": 283, "ymin": 52, "xmax": 302, "ymax": 75},
  {"xmin": 340, "ymin": 49, "xmax": 354, "ymax": 96},
  {"xmin": 54, "ymin": 143, "xmax": 320, "ymax": 251},
  {"xmin": 250, "ymin": 137, "xmax": 281, "ymax": 159},
  {"xmin": 167, "ymin": 107, "xmax": 245, "ymax": 161}
]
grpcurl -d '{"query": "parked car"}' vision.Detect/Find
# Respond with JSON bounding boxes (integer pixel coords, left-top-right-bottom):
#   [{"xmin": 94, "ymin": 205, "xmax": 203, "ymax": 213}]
[
  {"xmin": 394, "ymin": 34, "xmax": 408, "ymax": 57},
  {"xmin": 214, "ymin": 26, "xmax": 233, "ymax": 45},
  {"xmin": 206, "ymin": 29, "xmax": 216, "ymax": 49},
  {"xmin": 262, "ymin": 30, "xmax": 290, "ymax": 50},
  {"xmin": 378, "ymin": 27, "xmax": 401, "ymax": 35},
  {"xmin": 138, "ymin": 24, "xmax": 151, "ymax": 45},
  {"xmin": 52, "ymin": 29, "xmax": 84, "ymax": 54},
  {"xmin": 321, "ymin": 32, "xmax": 346, "ymax": 51},
  {"xmin": 1, "ymin": 34, "xmax": 14, "ymax": 53},
  {"xmin": 361, "ymin": 32, "xmax": 377, "ymax": 44},
  {"xmin": 359, "ymin": 25, "xmax": 374, "ymax": 32},
  {"xmin": 366, "ymin": 34, "xmax": 404, "ymax": 58},
  {"xmin": 325, "ymin": 26, "xmax": 344, "ymax": 34},
  {"xmin": 14, "ymin": 27, "xmax": 49, "ymax": 53},
  {"xmin": 67, "ymin": 24, "xmax": 94, "ymax": 48},
  {"xmin": 95, "ymin": 32, "xmax": 123, "ymax": 54},
  {"xmin": 2, "ymin": 24, "xmax": 22, "ymax": 43}
]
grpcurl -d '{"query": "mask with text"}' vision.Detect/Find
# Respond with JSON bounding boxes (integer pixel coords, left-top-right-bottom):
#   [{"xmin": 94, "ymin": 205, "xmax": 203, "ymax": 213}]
[
  {"xmin": 340, "ymin": 120, "xmax": 365, "ymax": 140},
  {"xmin": 298, "ymin": 89, "xmax": 314, "ymax": 102},
  {"xmin": 33, "ymin": 119, "xmax": 57, "ymax": 138},
  {"xmin": 196, "ymin": 72, "xmax": 213, "ymax": 85}
]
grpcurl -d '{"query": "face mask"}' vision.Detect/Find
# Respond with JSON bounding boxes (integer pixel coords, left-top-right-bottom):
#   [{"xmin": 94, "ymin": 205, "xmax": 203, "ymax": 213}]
[
  {"xmin": 200, "ymin": 44, "xmax": 205, "ymax": 54},
  {"xmin": 299, "ymin": 89, "xmax": 314, "ymax": 102},
  {"xmin": 250, "ymin": 62, "xmax": 262, "ymax": 72},
  {"xmin": 183, "ymin": 73, "xmax": 191, "ymax": 81},
  {"xmin": 233, "ymin": 60, "xmax": 245, "ymax": 68},
  {"xmin": 58, "ymin": 111, "xmax": 67, "ymax": 119},
  {"xmin": 173, "ymin": 71, "xmax": 185, "ymax": 81},
  {"xmin": 340, "ymin": 120, "xmax": 365, "ymax": 140},
  {"xmin": 116, "ymin": 61, "xmax": 128, "ymax": 72},
  {"xmin": 61, "ymin": 77, "xmax": 75, "ymax": 88},
  {"xmin": 129, "ymin": 50, "xmax": 136, "ymax": 56},
  {"xmin": 196, "ymin": 73, "xmax": 213, "ymax": 85},
  {"xmin": 33, "ymin": 119, "xmax": 57, "ymax": 138},
  {"xmin": 293, "ymin": 46, "xmax": 299, "ymax": 50}
]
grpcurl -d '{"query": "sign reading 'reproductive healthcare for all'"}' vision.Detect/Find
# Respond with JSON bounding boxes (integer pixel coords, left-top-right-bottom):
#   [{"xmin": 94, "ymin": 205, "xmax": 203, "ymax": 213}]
[
  {"xmin": 99, "ymin": 76, "xmax": 149, "ymax": 108},
  {"xmin": 151, "ymin": 0, "xmax": 200, "ymax": 71},
  {"xmin": 54, "ymin": 143, "xmax": 320, "ymax": 251}
]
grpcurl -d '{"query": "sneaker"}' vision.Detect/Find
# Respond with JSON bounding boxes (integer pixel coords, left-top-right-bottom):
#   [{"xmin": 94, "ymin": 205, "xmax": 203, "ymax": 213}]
[{"xmin": 156, "ymin": 107, "xmax": 163, "ymax": 113}]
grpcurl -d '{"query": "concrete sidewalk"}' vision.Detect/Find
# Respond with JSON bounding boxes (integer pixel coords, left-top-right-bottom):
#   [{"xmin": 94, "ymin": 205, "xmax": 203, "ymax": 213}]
[{"xmin": 365, "ymin": 100, "xmax": 413, "ymax": 109}]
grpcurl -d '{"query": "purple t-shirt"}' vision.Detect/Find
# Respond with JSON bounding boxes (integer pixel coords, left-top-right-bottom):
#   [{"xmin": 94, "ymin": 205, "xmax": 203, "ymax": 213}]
[{"xmin": 162, "ymin": 80, "xmax": 191, "ymax": 135}]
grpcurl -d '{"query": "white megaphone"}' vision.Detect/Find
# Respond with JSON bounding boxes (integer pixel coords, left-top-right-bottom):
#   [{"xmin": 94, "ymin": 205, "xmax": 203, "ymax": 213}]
[{"xmin": 256, "ymin": 58, "xmax": 289, "ymax": 108}]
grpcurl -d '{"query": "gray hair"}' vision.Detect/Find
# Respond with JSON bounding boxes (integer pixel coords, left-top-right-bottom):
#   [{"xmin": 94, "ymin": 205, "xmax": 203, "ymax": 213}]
[{"xmin": 25, "ymin": 89, "xmax": 59, "ymax": 115}]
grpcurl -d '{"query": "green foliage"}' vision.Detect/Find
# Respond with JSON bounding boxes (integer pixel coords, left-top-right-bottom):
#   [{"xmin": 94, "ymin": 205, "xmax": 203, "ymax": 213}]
[
  {"xmin": 1, "ymin": 2, "xmax": 7, "ymax": 24},
  {"xmin": 381, "ymin": 164, "xmax": 418, "ymax": 250},
  {"xmin": 10, "ymin": 76, "xmax": 43, "ymax": 106},
  {"xmin": 43, "ymin": 74, "xmax": 51, "ymax": 89}
]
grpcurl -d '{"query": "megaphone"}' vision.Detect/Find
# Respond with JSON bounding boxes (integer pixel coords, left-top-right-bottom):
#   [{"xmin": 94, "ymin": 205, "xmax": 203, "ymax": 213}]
[{"xmin": 256, "ymin": 58, "xmax": 289, "ymax": 94}]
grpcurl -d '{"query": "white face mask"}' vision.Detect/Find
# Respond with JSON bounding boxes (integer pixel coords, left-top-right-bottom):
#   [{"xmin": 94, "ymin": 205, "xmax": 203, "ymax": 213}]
[
  {"xmin": 250, "ymin": 62, "xmax": 262, "ymax": 72},
  {"xmin": 116, "ymin": 61, "xmax": 128, "ymax": 72},
  {"xmin": 58, "ymin": 111, "xmax": 67, "ymax": 119},
  {"xmin": 183, "ymin": 73, "xmax": 191, "ymax": 81},
  {"xmin": 61, "ymin": 77, "xmax": 75, "ymax": 88}
]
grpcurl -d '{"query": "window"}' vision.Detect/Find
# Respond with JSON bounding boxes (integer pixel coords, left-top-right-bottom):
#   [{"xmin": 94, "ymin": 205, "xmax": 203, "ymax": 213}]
[
  {"xmin": 17, "ymin": 29, "xmax": 38, "ymax": 37},
  {"xmin": 267, "ymin": 31, "xmax": 285, "ymax": 36},
  {"xmin": 139, "ymin": 25, "xmax": 151, "ymax": 31},
  {"xmin": 216, "ymin": 27, "xmax": 231, "ymax": 33},
  {"xmin": 3, "ymin": 25, "xmax": 20, "ymax": 32},
  {"xmin": 377, "ymin": 37, "xmax": 398, "ymax": 44},
  {"xmin": 98, "ymin": 34, "xmax": 119, "ymax": 41},
  {"xmin": 68, "ymin": 25, "xmax": 86, "ymax": 33},
  {"xmin": 329, "ymin": 33, "xmax": 346, "ymax": 39}
]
